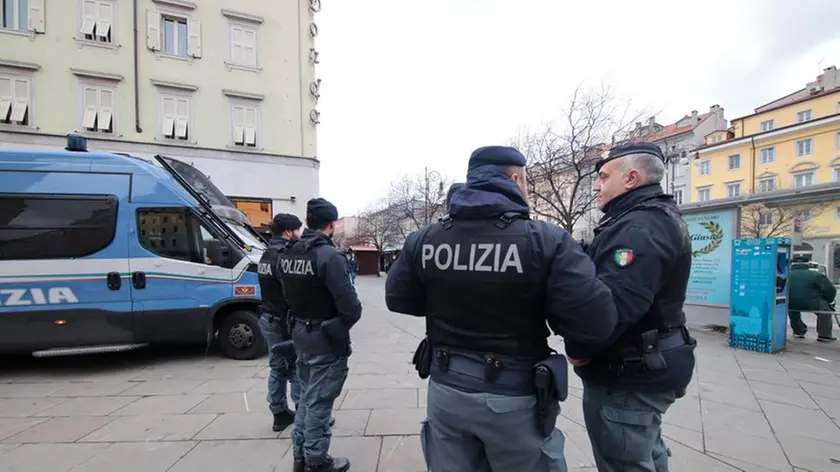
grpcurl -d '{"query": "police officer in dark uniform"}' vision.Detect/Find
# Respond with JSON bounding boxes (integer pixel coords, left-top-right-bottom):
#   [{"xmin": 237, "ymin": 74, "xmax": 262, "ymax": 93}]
[
  {"xmin": 567, "ymin": 142, "xmax": 697, "ymax": 472},
  {"xmin": 278, "ymin": 198, "xmax": 361, "ymax": 472},
  {"xmin": 385, "ymin": 146, "xmax": 620, "ymax": 471},
  {"xmin": 257, "ymin": 213, "xmax": 303, "ymax": 432}
]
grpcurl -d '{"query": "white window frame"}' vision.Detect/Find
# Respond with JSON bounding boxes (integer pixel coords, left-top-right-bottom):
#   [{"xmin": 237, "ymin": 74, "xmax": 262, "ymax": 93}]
[
  {"xmin": 796, "ymin": 109, "xmax": 812, "ymax": 123},
  {"xmin": 727, "ymin": 154, "xmax": 740, "ymax": 170},
  {"xmin": 77, "ymin": 0, "xmax": 115, "ymax": 46},
  {"xmin": 726, "ymin": 183, "xmax": 741, "ymax": 198},
  {"xmin": 795, "ymin": 138, "xmax": 813, "ymax": 157},
  {"xmin": 697, "ymin": 187, "xmax": 711, "ymax": 202},
  {"xmin": 794, "ymin": 209, "xmax": 813, "ymax": 222},
  {"xmin": 760, "ymin": 119, "xmax": 775, "ymax": 132},
  {"xmin": 835, "ymin": 206, "xmax": 840, "ymax": 220},
  {"xmin": 699, "ymin": 160, "xmax": 711, "ymax": 176},
  {"xmin": 78, "ymin": 82, "xmax": 116, "ymax": 134},
  {"xmin": 833, "ymin": 167, "xmax": 840, "ymax": 183},
  {"xmin": 229, "ymin": 99, "xmax": 260, "ymax": 148},
  {"xmin": 792, "ymin": 171, "xmax": 815, "ymax": 188},
  {"xmin": 759, "ymin": 212, "xmax": 773, "ymax": 226},
  {"xmin": 759, "ymin": 147, "xmax": 775, "ymax": 164},
  {"xmin": 145, "ymin": 7, "xmax": 201, "ymax": 59},
  {"xmin": 758, "ymin": 177, "xmax": 776, "ymax": 193},
  {"xmin": 0, "ymin": 70, "xmax": 33, "ymax": 127},
  {"xmin": 673, "ymin": 188, "xmax": 684, "ymax": 205},
  {"xmin": 159, "ymin": 93, "xmax": 191, "ymax": 141},
  {"xmin": 836, "ymin": 131, "xmax": 840, "ymax": 150},
  {"xmin": 228, "ymin": 22, "xmax": 259, "ymax": 70},
  {"xmin": 1, "ymin": 0, "xmax": 44, "ymax": 33}
]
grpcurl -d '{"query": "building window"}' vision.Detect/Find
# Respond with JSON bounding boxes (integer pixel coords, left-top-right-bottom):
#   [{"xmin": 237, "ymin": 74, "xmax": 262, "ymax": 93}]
[
  {"xmin": 79, "ymin": 0, "xmax": 113, "ymax": 43},
  {"xmin": 80, "ymin": 84, "xmax": 115, "ymax": 134},
  {"xmin": 137, "ymin": 209, "xmax": 227, "ymax": 268},
  {"xmin": 834, "ymin": 167, "xmax": 840, "ymax": 182},
  {"xmin": 0, "ymin": 194, "xmax": 118, "ymax": 260},
  {"xmin": 760, "ymin": 119, "xmax": 775, "ymax": 132},
  {"xmin": 673, "ymin": 189, "xmax": 683, "ymax": 205},
  {"xmin": 727, "ymin": 183, "xmax": 741, "ymax": 197},
  {"xmin": 699, "ymin": 160, "xmax": 711, "ymax": 176},
  {"xmin": 793, "ymin": 172, "xmax": 815, "ymax": 188},
  {"xmin": 230, "ymin": 101, "xmax": 259, "ymax": 147},
  {"xmin": 161, "ymin": 95, "xmax": 190, "ymax": 140},
  {"xmin": 145, "ymin": 10, "xmax": 201, "ymax": 58},
  {"xmin": 759, "ymin": 147, "xmax": 775, "ymax": 164},
  {"xmin": 759, "ymin": 213, "xmax": 772, "ymax": 226},
  {"xmin": 836, "ymin": 131, "xmax": 840, "ymax": 150},
  {"xmin": 697, "ymin": 188, "xmax": 710, "ymax": 202},
  {"xmin": 794, "ymin": 209, "xmax": 812, "ymax": 221},
  {"xmin": 796, "ymin": 110, "xmax": 812, "ymax": 123},
  {"xmin": 229, "ymin": 23, "xmax": 258, "ymax": 68},
  {"xmin": 674, "ymin": 164, "xmax": 684, "ymax": 177},
  {"xmin": 836, "ymin": 206, "xmax": 840, "ymax": 220},
  {"xmin": 1, "ymin": 0, "xmax": 27, "ymax": 31},
  {"xmin": 795, "ymin": 138, "xmax": 813, "ymax": 157},
  {"xmin": 727, "ymin": 154, "xmax": 740, "ymax": 170},
  {"xmin": 0, "ymin": 74, "xmax": 30, "ymax": 126},
  {"xmin": 759, "ymin": 177, "xmax": 776, "ymax": 193}
]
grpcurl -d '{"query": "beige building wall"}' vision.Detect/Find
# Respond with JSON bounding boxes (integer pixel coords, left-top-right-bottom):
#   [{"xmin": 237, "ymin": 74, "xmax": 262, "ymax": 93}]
[{"xmin": 0, "ymin": 0, "xmax": 322, "ymax": 218}]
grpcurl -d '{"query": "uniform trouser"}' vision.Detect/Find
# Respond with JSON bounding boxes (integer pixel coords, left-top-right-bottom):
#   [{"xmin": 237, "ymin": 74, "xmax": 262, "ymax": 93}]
[
  {"xmin": 421, "ymin": 379, "xmax": 567, "ymax": 472},
  {"xmin": 258, "ymin": 314, "xmax": 301, "ymax": 414},
  {"xmin": 292, "ymin": 351, "xmax": 349, "ymax": 465},
  {"xmin": 582, "ymin": 380, "xmax": 677, "ymax": 472}
]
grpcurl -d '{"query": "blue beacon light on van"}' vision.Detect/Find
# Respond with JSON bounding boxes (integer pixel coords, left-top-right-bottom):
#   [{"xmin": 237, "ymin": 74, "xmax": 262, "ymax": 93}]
[{"xmin": 65, "ymin": 134, "xmax": 88, "ymax": 152}]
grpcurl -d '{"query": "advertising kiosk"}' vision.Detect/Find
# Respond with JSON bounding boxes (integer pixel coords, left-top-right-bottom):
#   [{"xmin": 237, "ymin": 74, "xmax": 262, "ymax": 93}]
[{"xmin": 729, "ymin": 237, "xmax": 792, "ymax": 353}]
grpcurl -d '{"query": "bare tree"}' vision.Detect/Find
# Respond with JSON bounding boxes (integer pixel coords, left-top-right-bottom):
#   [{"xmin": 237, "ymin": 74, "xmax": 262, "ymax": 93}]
[
  {"xmin": 387, "ymin": 169, "xmax": 452, "ymax": 239},
  {"xmin": 350, "ymin": 202, "xmax": 401, "ymax": 277},
  {"xmin": 510, "ymin": 83, "xmax": 645, "ymax": 233},
  {"xmin": 331, "ymin": 231, "xmax": 348, "ymax": 250},
  {"xmin": 740, "ymin": 200, "xmax": 829, "ymax": 238}
]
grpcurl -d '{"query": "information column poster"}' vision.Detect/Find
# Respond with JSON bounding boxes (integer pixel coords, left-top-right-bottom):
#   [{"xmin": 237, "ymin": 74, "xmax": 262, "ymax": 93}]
[{"xmin": 683, "ymin": 209, "xmax": 737, "ymax": 306}]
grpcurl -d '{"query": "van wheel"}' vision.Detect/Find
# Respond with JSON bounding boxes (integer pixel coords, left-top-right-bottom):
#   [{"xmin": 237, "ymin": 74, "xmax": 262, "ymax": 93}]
[{"xmin": 218, "ymin": 310, "xmax": 266, "ymax": 360}]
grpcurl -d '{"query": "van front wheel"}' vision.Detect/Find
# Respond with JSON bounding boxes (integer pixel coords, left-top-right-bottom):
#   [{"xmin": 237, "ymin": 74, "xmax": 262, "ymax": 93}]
[{"xmin": 218, "ymin": 310, "xmax": 266, "ymax": 360}]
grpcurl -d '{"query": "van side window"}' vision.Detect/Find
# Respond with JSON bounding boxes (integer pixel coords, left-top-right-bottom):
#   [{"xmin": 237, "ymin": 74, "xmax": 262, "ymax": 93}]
[
  {"xmin": 137, "ymin": 209, "xmax": 226, "ymax": 267},
  {"xmin": 0, "ymin": 194, "xmax": 118, "ymax": 260}
]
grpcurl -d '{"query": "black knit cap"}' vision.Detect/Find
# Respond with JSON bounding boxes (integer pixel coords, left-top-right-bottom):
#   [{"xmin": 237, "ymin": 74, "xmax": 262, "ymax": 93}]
[
  {"xmin": 306, "ymin": 197, "xmax": 339, "ymax": 222},
  {"xmin": 271, "ymin": 213, "xmax": 302, "ymax": 231},
  {"xmin": 595, "ymin": 142, "xmax": 665, "ymax": 173}
]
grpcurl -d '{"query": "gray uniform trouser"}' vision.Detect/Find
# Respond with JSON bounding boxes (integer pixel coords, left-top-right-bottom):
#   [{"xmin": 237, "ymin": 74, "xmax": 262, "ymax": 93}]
[
  {"xmin": 421, "ymin": 379, "xmax": 567, "ymax": 472},
  {"xmin": 582, "ymin": 380, "xmax": 677, "ymax": 472}
]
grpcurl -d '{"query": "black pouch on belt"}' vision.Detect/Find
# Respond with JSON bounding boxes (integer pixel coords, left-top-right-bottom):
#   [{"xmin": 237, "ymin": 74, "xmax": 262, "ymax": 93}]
[
  {"xmin": 412, "ymin": 337, "xmax": 432, "ymax": 379},
  {"xmin": 533, "ymin": 354, "xmax": 569, "ymax": 437}
]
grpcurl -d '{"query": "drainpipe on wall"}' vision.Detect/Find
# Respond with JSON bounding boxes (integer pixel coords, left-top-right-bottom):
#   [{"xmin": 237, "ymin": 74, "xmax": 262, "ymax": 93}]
[
  {"xmin": 133, "ymin": 0, "xmax": 142, "ymax": 133},
  {"xmin": 749, "ymin": 136, "xmax": 756, "ymax": 193}
]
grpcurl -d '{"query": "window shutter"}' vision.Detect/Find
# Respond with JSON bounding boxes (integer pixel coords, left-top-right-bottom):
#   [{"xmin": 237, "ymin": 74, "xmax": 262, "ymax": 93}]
[
  {"xmin": 175, "ymin": 98, "xmax": 189, "ymax": 139},
  {"xmin": 10, "ymin": 79, "xmax": 29, "ymax": 123},
  {"xmin": 0, "ymin": 78, "xmax": 12, "ymax": 121},
  {"xmin": 97, "ymin": 2, "xmax": 113, "ymax": 40},
  {"xmin": 230, "ymin": 26, "xmax": 243, "ymax": 63},
  {"xmin": 81, "ymin": 0, "xmax": 97, "ymax": 35},
  {"xmin": 28, "ymin": 0, "xmax": 45, "ymax": 33},
  {"xmin": 83, "ymin": 87, "xmax": 99, "ymax": 129},
  {"xmin": 233, "ymin": 106, "xmax": 244, "ymax": 144},
  {"xmin": 146, "ymin": 10, "xmax": 161, "ymax": 51},
  {"xmin": 187, "ymin": 19, "xmax": 202, "ymax": 58},
  {"xmin": 161, "ymin": 97, "xmax": 175, "ymax": 136},
  {"xmin": 98, "ymin": 89, "xmax": 113, "ymax": 132},
  {"xmin": 244, "ymin": 107, "xmax": 257, "ymax": 146},
  {"xmin": 244, "ymin": 29, "xmax": 257, "ymax": 66}
]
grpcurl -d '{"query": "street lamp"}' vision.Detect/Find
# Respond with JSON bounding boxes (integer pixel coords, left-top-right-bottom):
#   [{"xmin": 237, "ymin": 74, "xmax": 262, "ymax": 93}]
[{"xmin": 424, "ymin": 167, "xmax": 444, "ymax": 226}]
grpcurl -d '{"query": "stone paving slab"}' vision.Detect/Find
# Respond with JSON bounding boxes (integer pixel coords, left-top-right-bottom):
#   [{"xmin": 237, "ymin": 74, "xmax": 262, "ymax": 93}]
[{"xmin": 0, "ymin": 275, "xmax": 839, "ymax": 471}]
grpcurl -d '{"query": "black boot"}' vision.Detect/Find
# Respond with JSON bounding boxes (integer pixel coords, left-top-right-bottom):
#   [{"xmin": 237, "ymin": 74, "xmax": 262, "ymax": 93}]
[
  {"xmin": 272, "ymin": 411, "xmax": 295, "ymax": 432},
  {"xmin": 292, "ymin": 458, "xmax": 306, "ymax": 472},
  {"xmin": 305, "ymin": 456, "xmax": 350, "ymax": 472}
]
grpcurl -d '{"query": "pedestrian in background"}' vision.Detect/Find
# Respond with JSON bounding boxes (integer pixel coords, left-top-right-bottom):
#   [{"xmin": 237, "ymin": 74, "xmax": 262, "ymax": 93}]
[{"xmin": 788, "ymin": 256, "xmax": 837, "ymax": 342}]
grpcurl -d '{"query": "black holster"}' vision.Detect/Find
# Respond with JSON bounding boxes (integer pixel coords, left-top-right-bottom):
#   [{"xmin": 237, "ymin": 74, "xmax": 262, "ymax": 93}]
[
  {"xmin": 533, "ymin": 354, "xmax": 569, "ymax": 437},
  {"xmin": 612, "ymin": 329, "xmax": 671, "ymax": 377},
  {"xmin": 322, "ymin": 318, "xmax": 352, "ymax": 357},
  {"xmin": 412, "ymin": 338, "xmax": 432, "ymax": 379}
]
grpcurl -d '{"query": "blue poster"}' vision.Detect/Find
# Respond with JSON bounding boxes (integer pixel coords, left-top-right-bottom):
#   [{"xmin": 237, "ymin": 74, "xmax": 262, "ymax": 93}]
[{"xmin": 683, "ymin": 209, "xmax": 736, "ymax": 306}]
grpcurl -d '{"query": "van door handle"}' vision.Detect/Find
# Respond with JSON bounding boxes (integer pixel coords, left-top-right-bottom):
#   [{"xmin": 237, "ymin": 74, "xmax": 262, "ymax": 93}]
[
  {"xmin": 106, "ymin": 272, "xmax": 122, "ymax": 290},
  {"xmin": 132, "ymin": 271, "xmax": 146, "ymax": 289}
]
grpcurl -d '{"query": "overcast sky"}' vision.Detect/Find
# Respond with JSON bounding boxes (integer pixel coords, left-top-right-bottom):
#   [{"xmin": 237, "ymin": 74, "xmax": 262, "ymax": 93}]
[{"xmin": 314, "ymin": 0, "xmax": 840, "ymax": 216}]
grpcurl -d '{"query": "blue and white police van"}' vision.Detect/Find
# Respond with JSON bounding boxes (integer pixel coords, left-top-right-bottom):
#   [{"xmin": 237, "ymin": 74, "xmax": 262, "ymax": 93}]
[{"xmin": 0, "ymin": 135, "xmax": 269, "ymax": 360}]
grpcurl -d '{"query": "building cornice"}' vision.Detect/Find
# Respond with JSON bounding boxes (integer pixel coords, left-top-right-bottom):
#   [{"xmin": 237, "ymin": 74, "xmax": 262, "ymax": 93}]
[
  {"xmin": 0, "ymin": 59, "xmax": 40, "ymax": 71},
  {"xmin": 223, "ymin": 90, "xmax": 264, "ymax": 101},
  {"xmin": 697, "ymin": 113, "xmax": 840, "ymax": 156},
  {"xmin": 221, "ymin": 9, "xmax": 264, "ymax": 24},
  {"xmin": 71, "ymin": 68, "xmax": 123, "ymax": 82},
  {"xmin": 151, "ymin": 79, "xmax": 198, "ymax": 92},
  {"xmin": 151, "ymin": 0, "xmax": 196, "ymax": 10}
]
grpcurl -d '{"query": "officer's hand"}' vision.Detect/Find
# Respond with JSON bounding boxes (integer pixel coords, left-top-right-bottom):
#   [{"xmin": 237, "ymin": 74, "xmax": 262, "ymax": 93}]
[{"xmin": 568, "ymin": 357, "xmax": 591, "ymax": 366}]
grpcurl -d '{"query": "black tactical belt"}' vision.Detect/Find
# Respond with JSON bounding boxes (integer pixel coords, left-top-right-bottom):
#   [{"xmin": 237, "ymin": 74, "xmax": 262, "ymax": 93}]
[{"xmin": 430, "ymin": 349, "xmax": 537, "ymax": 396}]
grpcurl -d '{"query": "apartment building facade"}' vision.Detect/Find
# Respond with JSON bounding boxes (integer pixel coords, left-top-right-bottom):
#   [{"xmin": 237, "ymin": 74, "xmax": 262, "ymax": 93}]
[
  {"xmin": 0, "ymin": 0, "xmax": 322, "ymax": 230},
  {"xmin": 692, "ymin": 66, "xmax": 840, "ymax": 271}
]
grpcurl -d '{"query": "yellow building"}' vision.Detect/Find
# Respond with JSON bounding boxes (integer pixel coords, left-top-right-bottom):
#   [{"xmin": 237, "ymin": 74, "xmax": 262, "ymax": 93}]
[
  {"xmin": 0, "ymin": 0, "xmax": 323, "ymax": 229},
  {"xmin": 693, "ymin": 67, "xmax": 840, "ymax": 258}
]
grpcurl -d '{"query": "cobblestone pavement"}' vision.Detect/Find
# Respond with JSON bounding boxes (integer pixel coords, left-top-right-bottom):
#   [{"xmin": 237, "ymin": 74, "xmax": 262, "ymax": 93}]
[{"xmin": 1, "ymin": 276, "xmax": 839, "ymax": 471}]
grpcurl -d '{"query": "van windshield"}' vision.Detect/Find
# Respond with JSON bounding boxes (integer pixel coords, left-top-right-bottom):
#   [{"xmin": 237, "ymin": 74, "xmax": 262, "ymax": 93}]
[{"xmin": 224, "ymin": 219, "xmax": 265, "ymax": 250}]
